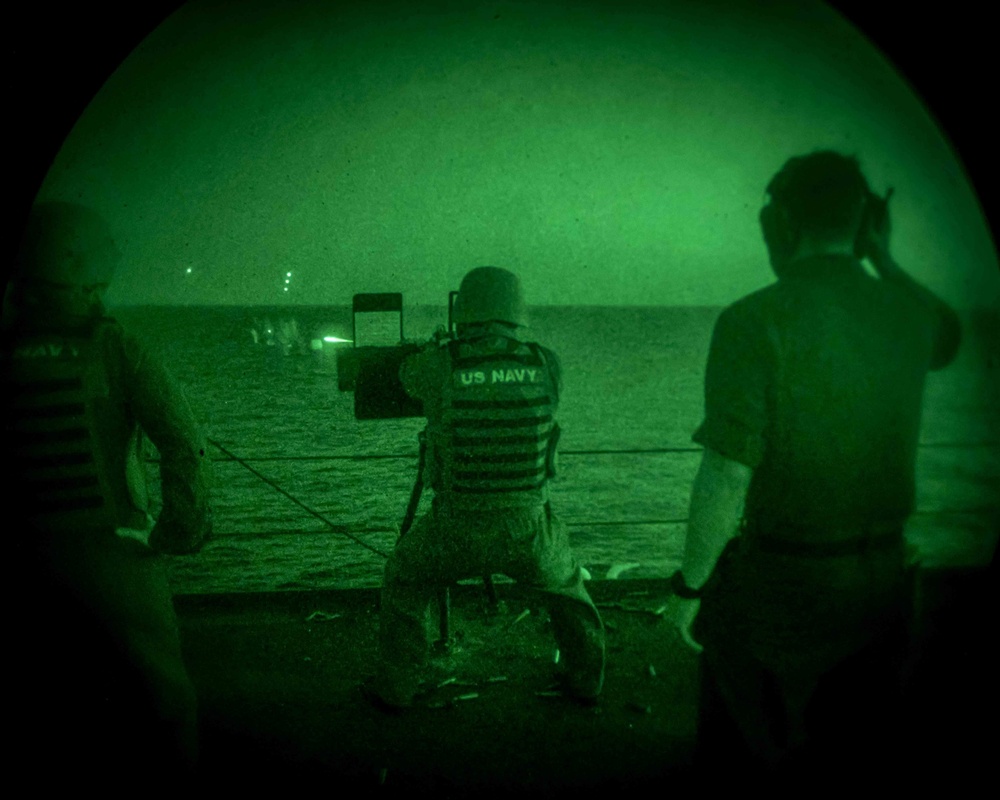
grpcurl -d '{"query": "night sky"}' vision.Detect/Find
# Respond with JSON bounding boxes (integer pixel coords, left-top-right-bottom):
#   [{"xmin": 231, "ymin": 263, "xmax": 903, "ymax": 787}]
[{"xmin": 28, "ymin": 0, "xmax": 1000, "ymax": 307}]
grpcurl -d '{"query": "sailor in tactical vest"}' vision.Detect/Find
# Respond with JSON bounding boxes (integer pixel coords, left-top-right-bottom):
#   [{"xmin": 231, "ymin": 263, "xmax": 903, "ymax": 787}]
[
  {"xmin": 364, "ymin": 266, "xmax": 605, "ymax": 711},
  {"xmin": 670, "ymin": 152, "xmax": 961, "ymax": 782},
  {"xmin": 3, "ymin": 201, "xmax": 212, "ymax": 776}
]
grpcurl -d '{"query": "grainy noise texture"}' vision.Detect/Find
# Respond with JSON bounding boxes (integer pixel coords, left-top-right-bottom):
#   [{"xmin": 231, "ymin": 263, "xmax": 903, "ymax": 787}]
[{"xmin": 112, "ymin": 304, "xmax": 998, "ymax": 593}]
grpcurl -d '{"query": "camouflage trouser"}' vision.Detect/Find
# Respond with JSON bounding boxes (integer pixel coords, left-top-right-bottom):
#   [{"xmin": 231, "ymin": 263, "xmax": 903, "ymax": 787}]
[
  {"xmin": 375, "ymin": 500, "xmax": 605, "ymax": 705},
  {"xmin": 15, "ymin": 529, "xmax": 198, "ymax": 777}
]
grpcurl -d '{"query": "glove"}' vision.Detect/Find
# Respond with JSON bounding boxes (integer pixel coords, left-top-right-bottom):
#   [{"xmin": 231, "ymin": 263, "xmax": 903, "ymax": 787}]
[{"xmin": 430, "ymin": 325, "xmax": 452, "ymax": 346}]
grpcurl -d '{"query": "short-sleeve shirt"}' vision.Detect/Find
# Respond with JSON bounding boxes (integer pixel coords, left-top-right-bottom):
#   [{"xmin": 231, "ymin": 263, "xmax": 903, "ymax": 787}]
[
  {"xmin": 98, "ymin": 320, "xmax": 212, "ymax": 543},
  {"xmin": 693, "ymin": 255, "xmax": 957, "ymax": 532}
]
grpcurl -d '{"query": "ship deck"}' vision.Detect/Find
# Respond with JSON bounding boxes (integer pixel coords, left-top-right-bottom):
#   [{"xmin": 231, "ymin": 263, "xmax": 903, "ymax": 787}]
[{"xmin": 179, "ymin": 567, "xmax": 996, "ymax": 792}]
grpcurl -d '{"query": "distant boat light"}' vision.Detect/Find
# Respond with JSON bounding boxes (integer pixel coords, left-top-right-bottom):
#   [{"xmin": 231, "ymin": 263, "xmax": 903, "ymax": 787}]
[{"xmin": 323, "ymin": 336, "xmax": 352, "ymax": 343}]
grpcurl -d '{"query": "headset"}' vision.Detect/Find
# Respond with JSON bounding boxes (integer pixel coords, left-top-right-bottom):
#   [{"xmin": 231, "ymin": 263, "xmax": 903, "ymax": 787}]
[{"xmin": 759, "ymin": 156, "xmax": 892, "ymax": 266}]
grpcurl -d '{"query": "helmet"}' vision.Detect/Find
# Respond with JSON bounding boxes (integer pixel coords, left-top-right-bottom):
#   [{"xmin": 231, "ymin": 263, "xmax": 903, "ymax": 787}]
[
  {"xmin": 452, "ymin": 266, "xmax": 528, "ymax": 327},
  {"xmin": 14, "ymin": 201, "xmax": 120, "ymax": 287}
]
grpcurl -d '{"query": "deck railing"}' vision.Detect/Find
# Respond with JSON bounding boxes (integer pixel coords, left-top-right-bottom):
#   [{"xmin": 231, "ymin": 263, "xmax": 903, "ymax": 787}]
[{"xmin": 147, "ymin": 439, "xmax": 1000, "ymax": 556}]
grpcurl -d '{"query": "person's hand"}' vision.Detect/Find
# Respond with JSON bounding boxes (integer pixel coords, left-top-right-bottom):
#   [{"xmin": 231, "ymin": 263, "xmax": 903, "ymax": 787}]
[
  {"xmin": 429, "ymin": 325, "xmax": 452, "ymax": 345},
  {"xmin": 672, "ymin": 596, "xmax": 703, "ymax": 654},
  {"xmin": 856, "ymin": 188, "xmax": 894, "ymax": 267},
  {"xmin": 403, "ymin": 325, "xmax": 447, "ymax": 348}
]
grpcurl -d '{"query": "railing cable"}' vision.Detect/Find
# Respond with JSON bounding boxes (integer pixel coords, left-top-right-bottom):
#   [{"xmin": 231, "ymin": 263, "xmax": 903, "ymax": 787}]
[
  {"xmin": 212, "ymin": 518, "xmax": 694, "ymax": 540},
  {"xmin": 184, "ymin": 441, "xmax": 998, "ymax": 464},
  {"xmin": 207, "ymin": 438, "xmax": 391, "ymax": 558},
  {"xmin": 202, "ymin": 506, "xmax": 990, "ymax": 542},
  {"xmin": 181, "ymin": 441, "xmax": 994, "ymax": 546},
  {"xmin": 198, "ymin": 447, "xmax": 704, "ymax": 463}
]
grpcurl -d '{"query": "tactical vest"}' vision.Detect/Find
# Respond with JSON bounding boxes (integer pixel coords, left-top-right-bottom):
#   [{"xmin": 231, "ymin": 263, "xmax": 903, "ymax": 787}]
[
  {"xmin": 429, "ymin": 335, "xmax": 558, "ymax": 508},
  {"xmin": 2, "ymin": 320, "xmax": 148, "ymax": 533}
]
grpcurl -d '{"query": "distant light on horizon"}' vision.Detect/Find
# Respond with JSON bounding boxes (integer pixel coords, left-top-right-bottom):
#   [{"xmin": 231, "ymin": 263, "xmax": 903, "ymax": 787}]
[{"xmin": 323, "ymin": 336, "xmax": 352, "ymax": 343}]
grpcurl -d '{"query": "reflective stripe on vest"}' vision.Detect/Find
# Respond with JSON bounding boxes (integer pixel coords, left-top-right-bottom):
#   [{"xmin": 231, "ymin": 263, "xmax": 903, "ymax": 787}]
[
  {"xmin": 3, "ymin": 327, "xmax": 118, "ymax": 531},
  {"xmin": 438, "ymin": 337, "xmax": 556, "ymax": 504}
]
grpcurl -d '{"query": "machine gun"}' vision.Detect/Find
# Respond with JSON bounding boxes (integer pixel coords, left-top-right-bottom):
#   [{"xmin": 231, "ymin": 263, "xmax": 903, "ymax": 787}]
[
  {"xmin": 336, "ymin": 291, "xmax": 457, "ymax": 420},
  {"xmin": 337, "ymin": 291, "xmax": 495, "ymax": 644}
]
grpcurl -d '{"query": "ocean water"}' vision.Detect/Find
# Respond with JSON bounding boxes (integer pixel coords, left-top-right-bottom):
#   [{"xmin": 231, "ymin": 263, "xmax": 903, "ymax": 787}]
[{"xmin": 112, "ymin": 305, "xmax": 999, "ymax": 594}]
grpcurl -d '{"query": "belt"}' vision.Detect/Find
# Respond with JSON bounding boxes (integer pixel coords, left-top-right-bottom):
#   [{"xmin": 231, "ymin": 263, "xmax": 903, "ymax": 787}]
[{"xmin": 750, "ymin": 522, "xmax": 904, "ymax": 558}]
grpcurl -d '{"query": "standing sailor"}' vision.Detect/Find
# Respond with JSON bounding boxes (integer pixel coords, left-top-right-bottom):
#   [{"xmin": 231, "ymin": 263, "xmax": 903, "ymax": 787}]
[
  {"xmin": 670, "ymin": 152, "xmax": 961, "ymax": 782},
  {"xmin": 365, "ymin": 266, "xmax": 605, "ymax": 710},
  {"xmin": 3, "ymin": 201, "xmax": 213, "ymax": 777}
]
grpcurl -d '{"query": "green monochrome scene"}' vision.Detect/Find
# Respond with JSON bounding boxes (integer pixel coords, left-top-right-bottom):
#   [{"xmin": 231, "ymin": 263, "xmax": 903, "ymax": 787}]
[{"xmin": 12, "ymin": 0, "xmax": 998, "ymax": 788}]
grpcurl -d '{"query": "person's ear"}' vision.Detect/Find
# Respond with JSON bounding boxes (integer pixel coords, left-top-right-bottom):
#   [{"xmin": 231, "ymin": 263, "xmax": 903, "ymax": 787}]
[{"xmin": 760, "ymin": 202, "xmax": 797, "ymax": 268}]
